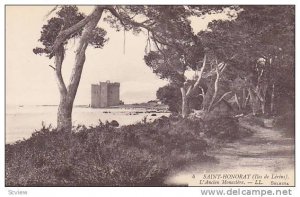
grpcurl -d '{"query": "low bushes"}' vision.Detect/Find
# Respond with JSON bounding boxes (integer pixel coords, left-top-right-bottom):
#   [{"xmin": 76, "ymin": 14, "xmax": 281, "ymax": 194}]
[{"xmin": 6, "ymin": 116, "xmax": 242, "ymax": 186}]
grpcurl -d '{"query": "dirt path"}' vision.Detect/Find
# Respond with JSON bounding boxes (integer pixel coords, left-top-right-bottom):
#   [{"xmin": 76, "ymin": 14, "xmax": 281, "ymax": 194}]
[{"xmin": 165, "ymin": 118, "xmax": 295, "ymax": 186}]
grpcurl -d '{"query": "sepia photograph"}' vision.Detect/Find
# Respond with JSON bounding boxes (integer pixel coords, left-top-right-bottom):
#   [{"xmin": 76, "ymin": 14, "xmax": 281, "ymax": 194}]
[{"xmin": 5, "ymin": 4, "xmax": 295, "ymax": 189}]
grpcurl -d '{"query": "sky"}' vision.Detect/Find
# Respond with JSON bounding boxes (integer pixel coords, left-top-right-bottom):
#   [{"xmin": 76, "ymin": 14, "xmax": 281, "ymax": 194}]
[{"xmin": 6, "ymin": 6, "xmax": 230, "ymax": 105}]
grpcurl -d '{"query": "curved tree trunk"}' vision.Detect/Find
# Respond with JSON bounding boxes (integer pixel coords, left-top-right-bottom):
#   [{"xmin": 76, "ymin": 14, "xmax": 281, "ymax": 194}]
[
  {"xmin": 179, "ymin": 55, "xmax": 207, "ymax": 118},
  {"xmin": 55, "ymin": 7, "xmax": 104, "ymax": 132},
  {"xmin": 207, "ymin": 65, "xmax": 220, "ymax": 112},
  {"xmin": 181, "ymin": 87, "xmax": 190, "ymax": 118}
]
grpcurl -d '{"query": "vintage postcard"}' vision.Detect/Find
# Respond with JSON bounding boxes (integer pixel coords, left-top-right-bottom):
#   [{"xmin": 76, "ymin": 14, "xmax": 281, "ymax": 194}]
[{"xmin": 5, "ymin": 4, "xmax": 295, "ymax": 189}]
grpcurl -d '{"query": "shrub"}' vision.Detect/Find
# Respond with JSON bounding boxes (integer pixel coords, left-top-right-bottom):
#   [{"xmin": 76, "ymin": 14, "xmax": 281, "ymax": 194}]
[
  {"xmin": 6, "ymin": 116, "xmax": 245, "ymax": 186},
  {"xmin": 6, "ymin": 118, "xmax": 210, "ymax": 186}
]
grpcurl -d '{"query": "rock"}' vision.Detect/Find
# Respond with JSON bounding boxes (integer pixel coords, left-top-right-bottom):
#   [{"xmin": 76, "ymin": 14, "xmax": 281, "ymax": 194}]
[{"xmin": 110, "ymin": 120, "xmax": 119, "ymax": 127}]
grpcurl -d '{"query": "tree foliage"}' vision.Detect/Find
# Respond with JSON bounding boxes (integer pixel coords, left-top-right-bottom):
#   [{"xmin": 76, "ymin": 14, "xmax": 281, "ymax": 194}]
[
  {"xmin": 33, "ymin": 6, "xmax": 107, "ymax": 57},
  {"xmin": 157, "ymin": 83, "xmax": 205, "ymax": 113},
  {"xmin": 199, "ymin": 5, "xmax": 295, "ymax": 114},
  {"xmin": 156, "ymin": 84, "xmax": 182, "ymax": 113},
  {"xmin": 199, "ymin": 5, "xmax": 294, "ymax": 81},
  {"xmin": 142, "ymin": 7, "xmax": 205, "ymax": 86}
]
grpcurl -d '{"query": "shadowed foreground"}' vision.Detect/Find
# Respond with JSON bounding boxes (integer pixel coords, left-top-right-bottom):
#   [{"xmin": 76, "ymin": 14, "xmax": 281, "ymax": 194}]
[
  {"xmin": 165, "ymin": 117, "xmax": 294, "ymax": 186},
  {"xmin": 6, "ymin": 116, "xmax": 244, "ymax": 186}
]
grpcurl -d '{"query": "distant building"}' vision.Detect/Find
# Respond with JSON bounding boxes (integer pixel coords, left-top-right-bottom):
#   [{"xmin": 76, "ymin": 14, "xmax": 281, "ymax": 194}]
[{"xmin": 91, "ymin": 81, "xmax": 120, "ymax": 108}]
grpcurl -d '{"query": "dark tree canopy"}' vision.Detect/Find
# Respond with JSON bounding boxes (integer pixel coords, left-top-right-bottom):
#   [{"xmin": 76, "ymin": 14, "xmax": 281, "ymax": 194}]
[
  {"xmin": 199, "ymin": 5, "xmax": 295, "ymax": 114},
  {"xmin": 144, "ymin": 36, "xmax": 204, "ymax": 86},
  {"xmin": 156, "ymin": 84, "xmax": 182, "ymax": 113},
  {"xmin": 142, "ymin": 7, "xmax": 205, "ymax": 86},
  {"xmin": 142, "ymin": 6, "xmax": 241, "ymax": 87},
  {"xmin": 199, "ymin": 6, "xmax": 294, "ymax": 76},
  {"xmin": 33, "ymin": 6, "xmax": 108, "ymax": 57},
  {"xmin": 157, "ymin": 83, "xmax": 204, "ymax": 113}
]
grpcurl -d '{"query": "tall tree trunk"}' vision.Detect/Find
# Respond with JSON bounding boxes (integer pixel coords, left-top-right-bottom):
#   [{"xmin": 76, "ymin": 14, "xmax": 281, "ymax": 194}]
[
  {"xmin": 55, "ymin": 7, "xmax": 104, "ymax": 132},
  {"xmin": 270, "ymin": 83, "xmax": 275, "ymax": 114},
  {"xmin": 242, "ymin": 88, "xmax": 246, "ymax": 108},
  {"xmin": 180, "ymin": 87, "xmax": 190, "ymax": 118},
  {"xmin": 57, "ymin": 97, "xmax": 72, "ymax": 131},
  {"xmin": 207, "ymin": 64, "xmax": 220, "ymax": 112},
  {"xmin": 248, "ymin": 88, "xmax": 255, "ymax": 115},
  {"xmin": 242, "ymin": 89, "xmax": 250, "ymax": 109},
  {"xmin": 234, "ymin": 93, "xmax": 241, "ymax": 111},
  {"xmin": 261, "ymin": 85, "xmax": 268, "ymax": 114}
]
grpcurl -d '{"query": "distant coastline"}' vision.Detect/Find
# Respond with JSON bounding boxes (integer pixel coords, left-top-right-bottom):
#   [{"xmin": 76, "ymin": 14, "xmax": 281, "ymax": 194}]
[{"xmin": 22, "ymin": 102, "xmax": 169, "ymax": 111}]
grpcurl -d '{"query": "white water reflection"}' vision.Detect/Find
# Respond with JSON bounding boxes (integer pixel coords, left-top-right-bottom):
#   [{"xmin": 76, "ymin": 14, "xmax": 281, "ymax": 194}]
[{"xmin": 6, "ymin": 105, "xmax": 170, "ymax": 144}]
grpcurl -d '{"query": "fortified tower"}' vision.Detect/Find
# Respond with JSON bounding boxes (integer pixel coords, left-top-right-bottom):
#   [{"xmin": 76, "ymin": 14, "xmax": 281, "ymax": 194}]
[{"xmin": 91, "ymin": 81, "xmax": 120, "ymax": 108}]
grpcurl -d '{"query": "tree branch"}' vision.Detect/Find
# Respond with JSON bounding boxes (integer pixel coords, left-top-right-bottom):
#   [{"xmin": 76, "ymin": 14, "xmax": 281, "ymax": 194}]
[
  {"xmin": 50, "ymin": 6, "xmax": 104, "ymax": 56},
  {"xmin": 106, "ymin": 6, "xmax": 127, "ymax": 27},
  {"xmin": 152, "ymin": 34, "xmax": 164, "ymax": 54},
  {"xmin": 211, "ymin": 91, "xmax": 232, "ymax": 110},
  {"xmin": 200, "ymin": 87, "xmax": 205, "ymax": 96},
  {"xmin": 234, "ymin": 93, "xmax": 241, "ymax": 110},
  {"xmin": 67, "ymin": 8, "xmax": 104, "ymax": 100},
  {"xmin": 48, "ymin": 65, "xmax": 56, "ymax": 70},
  {"xmin": 186, "ymin": 85, "xmax": 193, "ymax": 97},
  {"xmin": 105, "ymin": 6, "xmax": 175, "ymax": 50},
  {"xmin": 207, "ymin": 64, "xmax": 220, "ymax": 112},
  {"xmin": 186, "ymin": 55, "xmax": 206, "ymax": 97}
]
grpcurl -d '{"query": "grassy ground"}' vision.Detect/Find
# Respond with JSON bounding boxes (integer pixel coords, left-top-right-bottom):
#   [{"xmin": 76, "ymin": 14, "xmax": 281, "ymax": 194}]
[{"xmin": 6, "ymin": 116, "xmax": 246, "ymax": 186}]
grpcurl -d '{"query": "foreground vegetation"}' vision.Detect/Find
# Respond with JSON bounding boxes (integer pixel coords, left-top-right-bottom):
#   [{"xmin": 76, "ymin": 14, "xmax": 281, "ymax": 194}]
[{"xmin": 6, "ymin": 116, "xmax": 252, "ymax": 186}]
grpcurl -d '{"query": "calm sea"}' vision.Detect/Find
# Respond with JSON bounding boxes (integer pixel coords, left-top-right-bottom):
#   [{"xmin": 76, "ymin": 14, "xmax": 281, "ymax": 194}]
[{"xmin": 6, "ymin": 105, "xmax": 169, "ymax": 144}]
